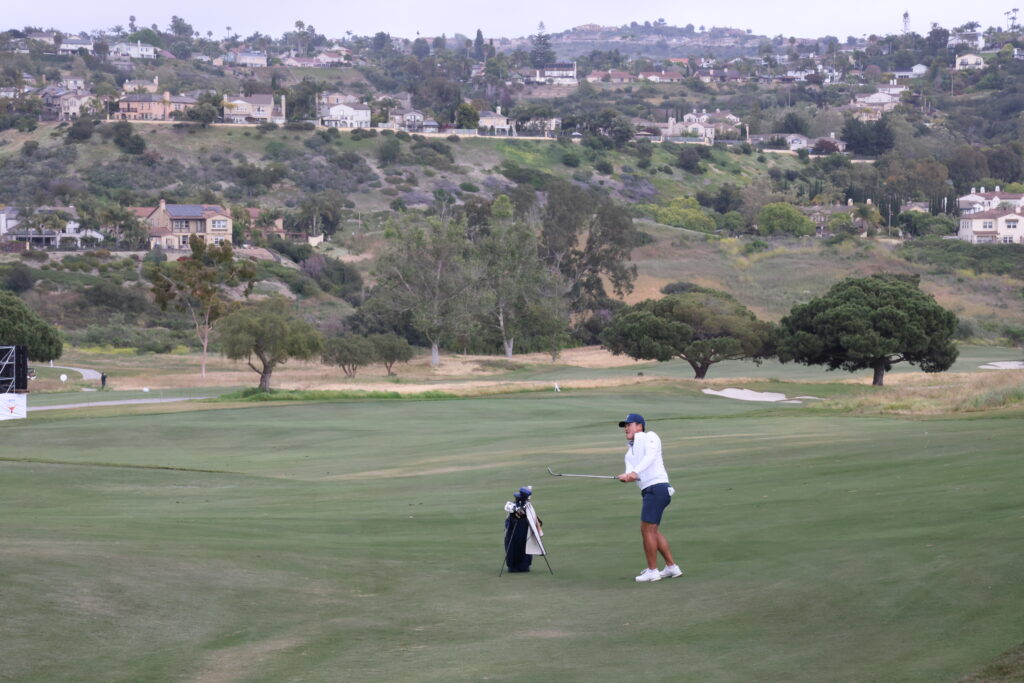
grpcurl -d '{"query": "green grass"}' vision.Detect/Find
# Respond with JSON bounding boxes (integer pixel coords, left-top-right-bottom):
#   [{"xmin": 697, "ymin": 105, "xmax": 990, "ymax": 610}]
[{"xmin": 2, "ymin": 385, "xmax": 1023, "ymax": 681}]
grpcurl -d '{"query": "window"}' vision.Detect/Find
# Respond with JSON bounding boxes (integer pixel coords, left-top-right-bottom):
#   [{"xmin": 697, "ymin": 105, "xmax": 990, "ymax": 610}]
[
  {"xmin": 172, "ymin": 220, "xmax": 189, "ymax": 231},
  {"xmin": 983, "ymin": 221, "xmax": 994, "ymax": 230},
  {"xmin": 211, "ymin": 219, "xmax": 228, "ymax": 231},
  {"xmin": 1003, "ymin": 236, "xmax": 1014, "ymax": 244},
  {"xmin": 1007, "ymin": 221, "xmax": 1019, "ymax": 230}
]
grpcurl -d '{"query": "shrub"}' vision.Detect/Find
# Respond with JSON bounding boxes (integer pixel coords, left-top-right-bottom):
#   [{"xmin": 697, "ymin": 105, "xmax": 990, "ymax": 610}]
[
  {"xmin": 20, "ymin": 250, "xmax": 49, "ymax": 262},
  {"xmin": 594, "ymin": 159, "xmax": 613, "ymax": 175},
  {"xmin": 562, "ymin": 152, "xmax": 581, "ymax": 167},
  {"xmin": 458, "ymin": 182, "xmax": 479, "ymax": 193},
  {"xmin": 447, "ymin": 134, "xmax": 460, "ymax": 142}
]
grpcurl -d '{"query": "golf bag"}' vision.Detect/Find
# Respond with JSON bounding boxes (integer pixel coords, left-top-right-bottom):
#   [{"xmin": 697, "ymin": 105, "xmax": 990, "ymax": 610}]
[{"xmin": 503, "ymin": 487, "xmax": 545, "ymax": 573}]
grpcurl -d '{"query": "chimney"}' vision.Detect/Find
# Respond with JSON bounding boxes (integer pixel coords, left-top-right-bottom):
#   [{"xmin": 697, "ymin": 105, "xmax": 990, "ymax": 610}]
[
  {"xmin": 995, "ymin": 185, "xmax": 1001, "ymax": 192},
  {"xmin": 866, "ymin": 198, "xmax": 872, "ymax": 205},
  {"xmin": 496, "ymin": 105, "xmax": 501, "ymax": 115},
  {"xmin": 163, "ymin": 91, "xmax": 171, "ymax": 102},
  {"xmin": 847, "ymin": 198, "xmax": 853, "ymax": 206},
  {"xmin": 981, "ymin": 186, "xmax": 986, "ymax": 193},
  {"xmin": 971, "ymin": 187, "xmax": 976, "ymax": 194},
  {"xmin": 159, "ymin": 199, "xmax": 166, "ymax": 211},
  {"xmin": 280, "ymin": 94, "xmax": 286, "ymax": 120},
  {"xmin": 830, "ymin": 131, "xmax": 835, "ymax": 138}
]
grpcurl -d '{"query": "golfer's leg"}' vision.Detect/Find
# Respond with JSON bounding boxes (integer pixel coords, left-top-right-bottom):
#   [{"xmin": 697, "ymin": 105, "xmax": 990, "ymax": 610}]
[
  {"xmin": 656, "ymin": 531, "xmax": 675, "ymax": 567},
  {"xmin": 641, "ymin": 522, "xmax": 660, "ymax": 569}
]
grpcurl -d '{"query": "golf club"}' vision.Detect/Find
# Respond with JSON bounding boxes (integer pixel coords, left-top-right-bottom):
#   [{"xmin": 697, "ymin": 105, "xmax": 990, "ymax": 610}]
[{"xmin": 547, "ymin": 467, "xmax": 617, "ymax": 479}]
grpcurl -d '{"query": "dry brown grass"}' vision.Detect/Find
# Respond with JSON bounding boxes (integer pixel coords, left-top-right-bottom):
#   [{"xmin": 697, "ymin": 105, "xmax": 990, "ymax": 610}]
[{"xmin": 810, "ymin": 370, "xmax": 1024, "ymax": 415}]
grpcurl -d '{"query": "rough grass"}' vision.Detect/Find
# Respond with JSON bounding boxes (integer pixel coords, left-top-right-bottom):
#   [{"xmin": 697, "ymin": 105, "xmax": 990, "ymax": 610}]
[{"xmin": 803, "ymin": 371, "xmax": 1024, "ymax": 416}]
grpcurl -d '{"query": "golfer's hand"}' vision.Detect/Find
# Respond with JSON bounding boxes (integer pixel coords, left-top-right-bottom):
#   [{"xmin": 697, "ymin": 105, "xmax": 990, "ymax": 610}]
[{"xmin": 617, "ymin": 472, "xmax": 638, "ymax": 482}]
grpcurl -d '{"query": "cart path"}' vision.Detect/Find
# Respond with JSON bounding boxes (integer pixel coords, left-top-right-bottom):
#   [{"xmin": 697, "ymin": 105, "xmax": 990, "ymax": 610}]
[
  {"xmin": 29, "ymin": 397, "xmax": 214, "ymax": 412},
  {"xmin": 50, "ymin": 365, "xmax": 102, "ymax": 380}
]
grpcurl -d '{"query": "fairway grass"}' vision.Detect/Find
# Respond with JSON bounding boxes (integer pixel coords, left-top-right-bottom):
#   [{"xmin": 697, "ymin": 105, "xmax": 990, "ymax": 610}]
[{"xmin": 2, "ymin": 386, "xmax": 1023, "ymax": 681}]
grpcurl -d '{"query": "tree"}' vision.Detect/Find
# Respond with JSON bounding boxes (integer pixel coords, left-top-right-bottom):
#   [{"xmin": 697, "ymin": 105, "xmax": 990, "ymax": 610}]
[
  {"xmin": 601, "ymin": 290, "xmax": 775, "ymax": 379},
  {"xmin": 539, "ymin": 181, "xmax": 638, "ymax": 313},
  {"xmin": 368, "ymin": 333, "xmax": 415, "ymax": 375},
  {"xmin": 776, "ymin": 274, "xmax": 958, "ymax": 386},
  {"xmin": 478, "ymin": 209, "xmax": 567, "ymax": 357},
  {"xmin": 455, "ymin": 102, "xmax": 479, "ymax": 130},
  {"xmin": 756, "ymin": 202, "xmax": 815, "ymax": 236},
  {"xmin": 151, "ymin": 237, "xmax": 256, "ymax": 377},
  {"xmin": 218, "ymin": 296, "xmax": 323, "ymax": 391},
  {"xmin": 371, "ymin": 216, "xmax": 478, "ymax": 366},
  {"xmin": 3, "ymin": 264, "xmax": 36, "ymax": 293},
  {"xmin": 323, "ymin": 334, "xmax": 377, "ymax": 378},
  {"xmin": 0, "ymin": 291, "xmax": 62, "ymax": 361},
  {"xmin": 529, "ymin": 23, "xmax": 556, "ymax": 68}
]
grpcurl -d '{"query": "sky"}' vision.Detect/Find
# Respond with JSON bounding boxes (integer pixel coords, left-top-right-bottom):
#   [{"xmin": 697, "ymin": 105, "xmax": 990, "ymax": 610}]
[{"xmin": 5, "ymin": 0, "xmax": 1008, "ymax": 42}]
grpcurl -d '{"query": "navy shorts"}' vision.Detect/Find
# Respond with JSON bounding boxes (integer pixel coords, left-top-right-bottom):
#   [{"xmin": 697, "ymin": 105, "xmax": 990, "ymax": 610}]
[{"xmin": 640, "ymin": 483, "xmax": 672, "ymax": 524}]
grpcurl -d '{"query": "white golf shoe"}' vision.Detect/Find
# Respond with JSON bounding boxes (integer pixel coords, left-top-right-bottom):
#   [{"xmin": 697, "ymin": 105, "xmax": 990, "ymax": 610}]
[
  {"xmin": 659, "ymin": 564, "xmax": 683, "ymax": 579},
  {"xmin": 635, "ymin": 568, "xmax": 662, "ymax": 582}
]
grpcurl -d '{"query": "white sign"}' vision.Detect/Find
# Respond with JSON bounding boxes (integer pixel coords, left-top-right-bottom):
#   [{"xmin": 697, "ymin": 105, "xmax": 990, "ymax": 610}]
[{"xmin": 1, "ymin": 393, "xmax": 27, "ymax": 420}]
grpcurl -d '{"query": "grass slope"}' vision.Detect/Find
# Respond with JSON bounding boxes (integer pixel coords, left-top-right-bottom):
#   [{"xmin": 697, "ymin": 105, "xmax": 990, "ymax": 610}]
[{"xmin": 2, "ymin": 386, "xmax": 1022, "ymax": 681}]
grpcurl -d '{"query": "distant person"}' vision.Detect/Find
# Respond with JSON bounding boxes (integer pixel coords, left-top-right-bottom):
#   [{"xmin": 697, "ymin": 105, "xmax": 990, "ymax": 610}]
[
  {"xmin": 100, "ymin": 372, "xmax": 107, "ymax": 390},
  {"xmin": 616, "ymin": 413, "xmax": 682, "ymax": 582}
]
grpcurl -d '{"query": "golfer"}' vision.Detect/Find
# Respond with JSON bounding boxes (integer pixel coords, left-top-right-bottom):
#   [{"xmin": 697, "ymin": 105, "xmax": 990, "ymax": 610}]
[{"xmin": 617, "ymin": 413, "xmax": 683, "ymax": 582}]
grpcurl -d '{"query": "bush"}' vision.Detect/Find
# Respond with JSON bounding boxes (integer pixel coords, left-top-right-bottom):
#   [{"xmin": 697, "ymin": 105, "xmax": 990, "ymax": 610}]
[
  {"xmin": 562, "ymin": 152, "xmax": 581, "ymax": 167},
  {"xmin": 284, "ymin": 121, "xmax": 315, "ymax": 131},
  {"xmin": 20, "ymin": 250, "xmax": 49, "ymax": 262},
  {"xmin": 257, "ymin": 122, "xmax": 279, "ymax": 132},
  {"xmin": 594, "ymin": 159, "xmax": 613, "ymax": 175},
  {"xmin": 2, "ymin": 263, "xmax": 35, "ymax": 292},
  {"xmin": 458, "ymin": 182, "xmax": 479, "ymax": 193},
  {"xmin": 447, "ymin": 134, "xmax": 460, "ymax": 142}
]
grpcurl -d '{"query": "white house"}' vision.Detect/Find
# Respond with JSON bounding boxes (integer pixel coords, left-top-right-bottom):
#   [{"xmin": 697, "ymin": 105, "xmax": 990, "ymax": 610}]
[
  {"xmin": 321, "ymin": 102, "xmax": 371, "ymax": 128},
  {"xmin": 110, "ymin": 41, "xmax": 157, "ymax": 59},
  {"xmin": 956, "ymin": 54, "xmax": 985, "ymax": 70},
  {"xmin": 478, "ymin": 108, "xmax": 515, "ymax": 136},
  {"xmin": 893, "ymin": 63, "xmax": 928, "ymax": 79},
  {"xmin": 58, "ymin": 37, "xmax": 94, "ymax": 55},
  {"xmin": 958, "ymin": 187, "xmax": 1024, "ymax": 214},
  {"xmin": 958, "ymin": 207, "xmax": 1024, "ymax": 244}
]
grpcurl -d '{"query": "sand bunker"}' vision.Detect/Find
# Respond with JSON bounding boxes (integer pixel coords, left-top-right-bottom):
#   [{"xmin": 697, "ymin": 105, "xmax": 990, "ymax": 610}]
[
  {"xmin": 702, "ymin": 388, "xmax": 821, "ymax": 404},
  {"xmin": 979, "ymin": 361, "xmax": 1024, "ymax": 370}
]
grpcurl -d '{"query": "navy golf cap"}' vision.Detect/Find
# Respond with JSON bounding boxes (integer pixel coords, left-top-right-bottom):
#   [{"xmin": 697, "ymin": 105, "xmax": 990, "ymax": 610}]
[{"xmin": 618, "ymin": 413, "xmax": 646, "ymax": 427}]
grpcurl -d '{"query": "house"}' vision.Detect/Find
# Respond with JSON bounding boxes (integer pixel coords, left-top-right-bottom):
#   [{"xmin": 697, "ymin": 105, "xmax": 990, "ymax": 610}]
[
  {"xmin": 321, "ymin": 102, "xmax": 371, "ymax": 128},
  {"xmin": 144, "ymin": 200, "xmax": 233, "ymax": 249},
  {"xmin": 955, "ymin": 54, "xmax": 985, "ymax": 70},
  {"xmin": 58, "ymin": 37, "xmax": 94, "ymax": 55},
  {"xmin": 1, "ymin": 206, "xmax": 103, "ymax": 248},
  {"xmin": 585, "ymin": 70, "xmax": 635, "ymax": 83},
  {"xmin": 422, "ymin": 119, "xmax": 440, "ymax": 133},
  {"xmin": 947, "ymin": 32, "xmax": 984, "ymax": 51},
  {"xmin": 223, "ymin": 94, "xmax": 287, "ymax": 124},
  {"xmin": 387, "ymin": 108, "xmax": 425, "ymax": 131},
  {"xmin": 122, "ymin": 77, "xmax": 160, "ymax": 94},
  {"xmin": 110, "ymin": 41, "xmax": 157, "ymax": 59},
  {"xmin": 61, "ymin": 77, "xmax": 86, "ymax": 90},
  {"xmin": 319, "ymin": 92, "xmax": 361, "ymax": 108},
  {"xmin": 224, "ymin": 51, "xmax": 268, "ymax": 68},
  {"xmin": 533, "ymin": 63, "xmax": 577, "ymax": 85},
  {"xmin": 281, "ymin": 56, "xmax": 319, "ymax": 68},
  {"xmin": 478, "ymin": 107, "xmax": 514, "ymax": 135},
  {"xmin": 893, "ymin": 63, "xmax": 928, "ymax": 79},
  {"xmin": 958, "ymin": 207, "xmax": 1024, "ymax": 244},
  {"xmin": 638, "ymin": 70, "xmax": 685, "ymax": 83},
  {"xmin": 957, "ymin": 187, "xmax": 1024, "ymax": 214},
  {"xmin": 117, "ymin": 92, "xmax": 198, "ymax": 120},
  {"xmin": 243, "ymin": 208, "xmax": 286, "ymax": 242},
  {"xmin": 749, "ymin": 133, "xmax": 808, "ymax": 151}
]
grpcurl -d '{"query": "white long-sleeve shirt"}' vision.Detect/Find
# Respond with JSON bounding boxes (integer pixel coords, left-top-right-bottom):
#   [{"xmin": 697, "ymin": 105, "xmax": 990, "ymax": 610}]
[{"xmin": 624, "ymin": 430, "xmax": 669, "ymax": 490}]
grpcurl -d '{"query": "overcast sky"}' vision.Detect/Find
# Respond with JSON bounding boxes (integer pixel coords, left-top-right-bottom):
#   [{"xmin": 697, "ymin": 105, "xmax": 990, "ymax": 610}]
[{"xmin": 6, "ymin": 1, "xmax": 1007, "ymax": 42}]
